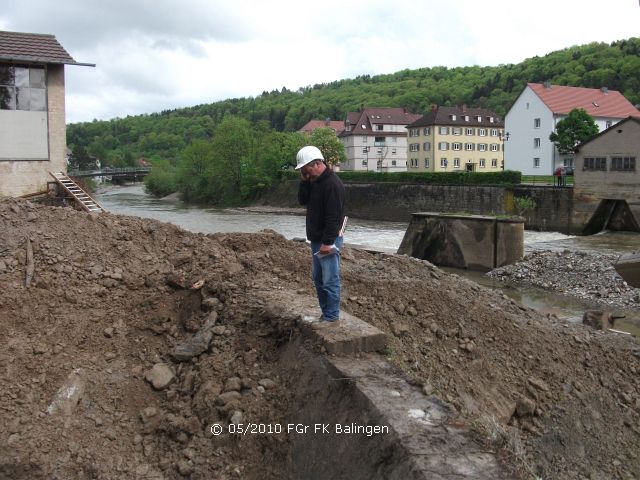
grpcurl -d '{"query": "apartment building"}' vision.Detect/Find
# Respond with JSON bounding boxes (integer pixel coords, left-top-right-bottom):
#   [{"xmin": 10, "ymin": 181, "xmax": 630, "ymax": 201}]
[
  {"xmin": 505, "ymin": 82, "xmax": 640, "ymax": 175},
  {"xmin": 406, "ymin": 105, "xmax": 504, "ymax": 172},
  {"xmin": 338, "ymin": 107, "xmax": 421, "ymax": 172}
]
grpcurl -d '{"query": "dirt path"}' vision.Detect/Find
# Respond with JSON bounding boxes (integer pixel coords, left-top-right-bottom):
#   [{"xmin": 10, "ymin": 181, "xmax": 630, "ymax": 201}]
[{"xmin": 1, "ymin": 198, "xmax": 639, "ymax": 479}]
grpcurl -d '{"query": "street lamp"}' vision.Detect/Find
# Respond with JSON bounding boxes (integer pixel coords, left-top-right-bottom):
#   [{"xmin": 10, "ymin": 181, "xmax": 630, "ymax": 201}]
[
  {"xmin": 363, "ymin": 146, "xmax": 370, "ymax": 172},
  {"xmin": 500, "ymin": 131, "xmax": 510, "ymax": 170}
]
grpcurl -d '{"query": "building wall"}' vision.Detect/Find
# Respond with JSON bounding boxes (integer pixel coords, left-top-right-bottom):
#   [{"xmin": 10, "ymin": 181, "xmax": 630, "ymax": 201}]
[
  {"xmin": 0, "ymin": 64, "xmax": 67, "ymax": 197},
  {"xmin": 505, "ymin": 87, "xmax": 555, "ymax": 176},
  {"xmin": 408, "ymin": 124, "xmax": 504, "ymax": 172},
  {"xmin": 340, "ymin": 131, "xmax": 410, "ymax": 172},
  {"xmin": 573, "ymin": 120, "xmax": 640, "ymax": 232}
]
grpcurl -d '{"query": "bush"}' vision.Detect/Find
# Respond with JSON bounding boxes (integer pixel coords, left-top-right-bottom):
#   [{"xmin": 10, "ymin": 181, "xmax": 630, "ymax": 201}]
[
  {"xmin": 283, "ymin": 169, "xmax": 521, "ymax": 185},
  {"xmin": 145, "ymin": 162, "xmax": 178, "ymax": 197}
]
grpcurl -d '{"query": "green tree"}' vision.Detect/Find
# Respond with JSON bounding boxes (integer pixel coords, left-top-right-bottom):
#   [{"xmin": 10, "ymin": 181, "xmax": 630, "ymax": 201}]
[
  {"xmin": 309, "ymin": 128, "xmax": 347, "ymax": 167},
  {"xmin": 549, "ymin": 108, "xmax": 599, "ymax": 154},
  {"xmin": 176, "ymin": 140, "xmax": 215, "ymax": 202}
]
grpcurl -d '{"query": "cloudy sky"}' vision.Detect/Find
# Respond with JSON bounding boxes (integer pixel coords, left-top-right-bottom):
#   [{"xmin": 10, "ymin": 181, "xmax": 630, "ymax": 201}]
[{"xmin": 2, "ymin": 0, "xmax": 639, "ymax": 123}]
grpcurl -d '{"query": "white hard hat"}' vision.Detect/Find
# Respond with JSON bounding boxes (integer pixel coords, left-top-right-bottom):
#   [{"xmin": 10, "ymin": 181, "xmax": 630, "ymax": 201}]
[{"xmin": 295, "ymin": 146, "xmax": 324, "ymax": 170}]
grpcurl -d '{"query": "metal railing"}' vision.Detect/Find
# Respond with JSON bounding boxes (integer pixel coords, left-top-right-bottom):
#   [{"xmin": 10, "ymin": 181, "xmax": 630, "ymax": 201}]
[{"xmin": 67, "ymin": 166, "xmax": 152, "ymax": 177}]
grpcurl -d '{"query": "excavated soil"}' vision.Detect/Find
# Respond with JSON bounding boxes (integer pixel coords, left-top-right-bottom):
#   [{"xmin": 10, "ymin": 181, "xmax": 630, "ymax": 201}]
[{"xmin": 1, "ymin": 198, "xmax": 640, "ymax": 480}]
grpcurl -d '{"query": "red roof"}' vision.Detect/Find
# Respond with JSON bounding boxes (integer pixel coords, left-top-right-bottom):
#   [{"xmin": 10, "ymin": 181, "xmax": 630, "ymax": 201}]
[
  {"xmin": 341, "ymin": 107, "xmax": 421, "ymax": 137},
  {"xmin": 298, "ymin": 119, "xmax": 345, "ymax": 134},
  {"xmin": 0, "ymin": 30, "xmax": 93, "ymax": 66},
  {"xmin": 528, "ymin": 83, "xmax": 640, "ymax": 118}
]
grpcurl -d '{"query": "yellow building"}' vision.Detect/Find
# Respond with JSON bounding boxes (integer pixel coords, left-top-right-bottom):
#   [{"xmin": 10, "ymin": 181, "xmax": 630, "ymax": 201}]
[{"xmin": 406, "ymin": 105, "xmax": 505, "ymax": 172}]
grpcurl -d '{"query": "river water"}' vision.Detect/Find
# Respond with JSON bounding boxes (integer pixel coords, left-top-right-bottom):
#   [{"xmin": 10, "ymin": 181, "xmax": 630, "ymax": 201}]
[{"xmin": 96, "ymin": 185, "xmax": 639, "ymax": 335}]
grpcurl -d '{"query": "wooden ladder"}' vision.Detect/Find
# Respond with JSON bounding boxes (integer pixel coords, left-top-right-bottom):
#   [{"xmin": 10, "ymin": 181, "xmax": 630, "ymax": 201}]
[{"xmin": 49, "ymin": 172, "xmax": 104, "ymax": 213}]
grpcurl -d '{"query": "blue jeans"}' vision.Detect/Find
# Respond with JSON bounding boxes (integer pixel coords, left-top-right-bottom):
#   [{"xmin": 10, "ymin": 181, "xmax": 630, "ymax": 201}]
[{"xmin": 311, "ymin": 236, "xmax": 343, "ymax": 321}]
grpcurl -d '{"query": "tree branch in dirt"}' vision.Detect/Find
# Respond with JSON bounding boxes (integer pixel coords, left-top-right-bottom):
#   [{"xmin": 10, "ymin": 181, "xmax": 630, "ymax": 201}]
[{"xmin": 25, "ymin": 236, "xmax": 34, "ymax": 288}]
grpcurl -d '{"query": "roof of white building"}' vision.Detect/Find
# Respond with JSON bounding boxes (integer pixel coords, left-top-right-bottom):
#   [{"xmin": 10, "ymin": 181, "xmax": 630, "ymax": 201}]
[{"xmin": 528, "ymin": 82, "xmax": 640, "ymax": 118}]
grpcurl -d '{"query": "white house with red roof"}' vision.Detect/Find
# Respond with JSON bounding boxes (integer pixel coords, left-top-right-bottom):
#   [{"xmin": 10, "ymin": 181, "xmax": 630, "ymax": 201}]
[
  {"xmin": 504, "ymin": 82, "xmax": 640, "ymax": 175},
  {"xmin": 338, "ymin": 107, "xmax": 421, "ymax": 172}
]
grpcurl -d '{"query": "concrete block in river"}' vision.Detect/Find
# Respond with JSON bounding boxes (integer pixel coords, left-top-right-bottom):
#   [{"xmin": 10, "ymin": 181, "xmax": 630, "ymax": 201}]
[{"xmin": 398, "ymin": 212, "xmax": 524, "ymax": 271}]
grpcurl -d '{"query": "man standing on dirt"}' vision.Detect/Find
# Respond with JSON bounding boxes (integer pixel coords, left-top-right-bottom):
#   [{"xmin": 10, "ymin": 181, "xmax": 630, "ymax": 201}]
[{"xmin": 296, "ymin": 146, "xmax": 346, "ymax": 323}]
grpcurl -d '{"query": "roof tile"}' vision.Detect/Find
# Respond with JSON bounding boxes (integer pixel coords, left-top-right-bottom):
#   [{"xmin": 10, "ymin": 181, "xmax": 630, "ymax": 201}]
[
  {"xmin": 0, "ymin": 31, "xmax": 78, "ymax": 64},
  {"xmin": 528, "ymin": 83, "xmax": 640, "ymax": 118}
]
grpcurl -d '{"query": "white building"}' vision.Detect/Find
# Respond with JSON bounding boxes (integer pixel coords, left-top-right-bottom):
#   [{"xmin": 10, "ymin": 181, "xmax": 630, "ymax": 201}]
[
  {"xmin": 504, "ymin": 82, "xmax": 640, "ymax": 175},
  {"xmin": 338, "ymin": 107, "xmax": 421, "ymax": 172}
]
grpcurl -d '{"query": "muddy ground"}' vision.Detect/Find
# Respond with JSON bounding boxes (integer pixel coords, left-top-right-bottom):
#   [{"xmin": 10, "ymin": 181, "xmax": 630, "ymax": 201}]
[{"xmin": 1, "ymin": 198, "xmax": 639, "ymax": 480}]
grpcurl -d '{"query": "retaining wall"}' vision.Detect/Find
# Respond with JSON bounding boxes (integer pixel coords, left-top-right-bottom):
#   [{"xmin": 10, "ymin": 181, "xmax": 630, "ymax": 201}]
[{"xmin": 257, "ymin": 180, "xmax": 574, "ymax": 233}]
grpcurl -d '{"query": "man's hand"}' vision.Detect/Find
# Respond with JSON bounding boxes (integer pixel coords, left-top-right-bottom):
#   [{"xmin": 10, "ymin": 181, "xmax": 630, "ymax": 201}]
[
  {"xmin": 300, "ymin": 170, "xmax": 310, "ymax": 181},
  {"xmin": 319, "ymin": 244, "xmax": 332, "ymax": 254}
]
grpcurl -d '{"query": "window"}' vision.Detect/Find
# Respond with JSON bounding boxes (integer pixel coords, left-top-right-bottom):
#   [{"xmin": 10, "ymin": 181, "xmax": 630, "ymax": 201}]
[
  {"xmin": 409, "ymin": 143, "xmax": 419, "ymax": 152},
  {"xmin": 478, "ymin": 144, "xmax": 487, "ymax": 152},
  {"xmin": 465, "ymin": 128, "xmax": 475, "ymax": 136},
  {"xmin": 450, "ymin": 114, "xmax": 457, "ymax": 121},
  {"xmin": 362, "ymin": 124, "xmax": 367, "ymax": 129},
  {"xmin": 610, "ymin": 156, "xmax": 636, "ymax": 172},
  {"xmin": 452, "ymin": 127, "xmax": 461, "ymax": 135},
  {"xmin": 479, "ymin": 128, "xmax": 486, "ymax": 136},
  {"xmin": 391, "ymin": 148, "xmax": 396, "ymax": 154},
  {"xmin": 490, "ymin": 144, "xmax": 499, "ymax": 152},
  {"xmin": 376, "ymin": 124, "xmax": 383, "ymax": 131},
  {"xmin": 526, "ymin": 102, "xmax": 530, "ymax": 110},
  {"xmin": 534, "ymin": 138, "xmax": 541, "ymax": 148},
  {"xmin": 438, "ymin": 142, "xmax": 449, "ymax": 151},
  {"xmin": 489, "ymin": 117, "xmax": 494, "ymax": 123},
  {"xmin": 391, "ymin": 160, "xmax": 396, "ymax": 166},
  {"xmin": 440, "ymin": 158, "xmax": 448, "ymax": 168},
  {"xmin": 453, "ymin": 158, "xmax": 460, "ymax": 168},
  {"xmin": 0, "ymin": 64, "xmax": 47, "ymax": 111},
  {"xmin": 464, "ymin": 115, "xmax": 469, "ymax": 122},
  {"xmin": 423, "ymin": 141, "xmax": 431, "ymax": 150},
  {"xmin": 534, "ymin": 118, "xmax": 541, "ymax": 128},
  {"xmin": 409, "ymin": 128, "xmax": 419, "ymax": 137},
  {"xmin": 424, "ymin": 157, "xmax": 430, "ymax": 168},
  {"xmin": 490, "ymin": 129, "xmax": 498, "ymax": 137},
  {"xmin": 362, "ymin": 148, "xmax": 368, "ymax": 154},
  {"xmin": 362, "ymin": 136, "xmax": 368, "ymax": 143},
  {"xmin": 452, "ymin": 142, "xmax": 462, "ymax": 151},
  {"xmin": 423, "ymin": 127, "xmax": 431, "ymax": 135},
  {"xmin": 533, "ymin": 158, "xmax": 540, "ymax": 168},
  {"xmin": 583, "ymin": 157, "xmax": 607, "ymax": 171},
  {"xmin": 465, "ymin": 143, "xmax": 475, "ymax": 151},
  {"xmin": 374, "ymin": 136, "xmax": 385, "ymax": 144},
  {"xmin": 476, "ymin": 116, "xmax": 482, "ymax": 122},
  {"xmin": 362, "ymin": 160, "xmax": 368, "ymax": 166},
  {"xmin": 491, "ymin": 158, "xmax": 497, "ymax": 168},
  {"xmin": 439, "ymin": 126, "xmax": 449, "ymax": 135},
  {"xmin": 479, "ymin": 159, "xmax": 486, "ymax": 168}
]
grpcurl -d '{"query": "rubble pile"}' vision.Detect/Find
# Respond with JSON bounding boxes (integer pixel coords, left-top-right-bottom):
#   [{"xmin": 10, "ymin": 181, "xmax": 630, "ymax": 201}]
[{"xmin": 489, "ymin": 250, "xmax": 640, "ymax": 309}]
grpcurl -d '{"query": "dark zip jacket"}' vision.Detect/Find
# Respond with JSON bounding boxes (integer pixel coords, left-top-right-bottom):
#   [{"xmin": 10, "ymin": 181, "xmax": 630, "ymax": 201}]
[{"xmin": 298, "ymin": 168, "xmax": 345, "ymax": 245}]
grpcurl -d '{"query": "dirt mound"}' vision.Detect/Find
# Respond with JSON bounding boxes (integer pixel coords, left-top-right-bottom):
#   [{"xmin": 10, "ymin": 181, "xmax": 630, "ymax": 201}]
[{"xmin": 1, "ymin": 198, "xmax": 640, "ymax": 479}]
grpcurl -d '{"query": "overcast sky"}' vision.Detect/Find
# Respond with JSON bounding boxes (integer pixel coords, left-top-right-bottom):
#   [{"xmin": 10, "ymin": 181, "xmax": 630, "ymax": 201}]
[{"xmin": 2, "ymin": 0, "xmax": 639, "ymax": 123}]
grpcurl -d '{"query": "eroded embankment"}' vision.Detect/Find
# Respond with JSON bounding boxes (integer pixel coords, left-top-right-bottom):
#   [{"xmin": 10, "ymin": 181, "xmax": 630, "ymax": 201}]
[{"xmin": 1, "ymin": 199, "xmax": 640, "ymax": 479}]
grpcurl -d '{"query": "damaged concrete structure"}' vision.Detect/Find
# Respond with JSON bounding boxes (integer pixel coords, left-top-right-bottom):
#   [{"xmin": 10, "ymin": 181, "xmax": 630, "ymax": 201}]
[{"xmin": 397, "ymin": 212, "xmax": 524, "ymax": 271}]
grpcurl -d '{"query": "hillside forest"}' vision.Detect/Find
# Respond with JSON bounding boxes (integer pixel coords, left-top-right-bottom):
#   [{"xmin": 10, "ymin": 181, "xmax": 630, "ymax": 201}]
[{"xmin": 66, "ymin": 38, "xmax": 640, "ymax": 203}]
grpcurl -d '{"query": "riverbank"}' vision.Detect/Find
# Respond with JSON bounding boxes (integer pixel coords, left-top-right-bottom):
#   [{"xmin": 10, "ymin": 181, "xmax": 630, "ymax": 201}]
[{"xmin": 2, "ymin": 198, "xmax": 640, "ymax": 478}]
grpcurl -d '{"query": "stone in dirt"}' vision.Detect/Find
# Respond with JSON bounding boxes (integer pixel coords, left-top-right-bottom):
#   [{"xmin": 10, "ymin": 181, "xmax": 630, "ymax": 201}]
[
  {"xmin": 47, "ymin": 369, "xmax": 86, "ymax": 416},
  {"xmin": 145, "ymin": 364, "xmax": 175, "ymax": 390}
]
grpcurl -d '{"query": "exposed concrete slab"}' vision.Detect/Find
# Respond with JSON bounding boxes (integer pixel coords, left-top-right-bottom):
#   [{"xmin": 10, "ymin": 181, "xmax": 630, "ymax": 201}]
[
  {"xmin": 257, "ymin": 289, "xmax": 388, "ymax": 355},
  {"xmin": 299, "ymin": 311, "xmax": 388, "ymax": 355},
  {"xmin": 284, "ymin": 343, "xmax": 514, "ymax": 479}
]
